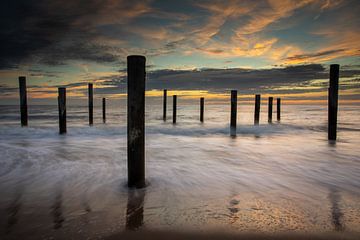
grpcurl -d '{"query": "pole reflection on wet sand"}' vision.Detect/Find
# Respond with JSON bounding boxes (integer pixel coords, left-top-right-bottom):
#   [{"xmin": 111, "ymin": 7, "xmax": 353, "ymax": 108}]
[
  {"xmin": 329, "ymin": 188, "xmax": 344, "ymax": 232},
  {"xmin": 125, "ymin": 189, "xmax": 145, "ymax": 230}
]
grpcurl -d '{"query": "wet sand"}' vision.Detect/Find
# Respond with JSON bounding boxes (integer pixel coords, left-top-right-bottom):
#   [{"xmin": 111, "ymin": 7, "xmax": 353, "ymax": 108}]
[{"xmin": 105, "ymin": 230, "xmax": 360, "ymax": 240}]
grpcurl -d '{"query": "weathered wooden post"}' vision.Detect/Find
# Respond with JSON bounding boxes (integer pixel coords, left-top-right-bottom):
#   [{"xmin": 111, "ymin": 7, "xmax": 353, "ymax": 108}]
[
  {"xmin": 268, "ymin": 97, "xmax": 273, "ymax": 123},
  {"xmin": 328, "ymin": 64, "xmax": 339, "ymax": 140},
  {"xmin": 18, "ymin": 76, "xmax": 28, "ymax": 126},
  {"xmin": 230, "ymin": 90, "xmax": 237, "ymax": 136},
  {"xmin": 163, "ymin": 89, "xmax": 167, "ymax": 121},
  {"xmin": 200, "ymin": 97, "xmax": 204, "ymax": 122},
  {"xmin": 58, "ymin": 88, "xmax": 66, "ymax": 134},
  {"xmin": 173, "ymin": 95, "xmax": 177, "ymax": 124},
  {"xmin": 127, "ymin": 55, "xmax": 146, "ymax": 188},
  {"xmin": 102, "ymin": 98, "xmax": 106, "ymax": 123},
  {"xmin": 277, "ymin": 98, "xmax": 281, "ymax": 122},
  {"xmin": 88, "ymin": 83, "xmax": 93, "ymax": 126},
  {"xmin": 254, "ymin": 94, "xmax": 260, "ymax": 125}
]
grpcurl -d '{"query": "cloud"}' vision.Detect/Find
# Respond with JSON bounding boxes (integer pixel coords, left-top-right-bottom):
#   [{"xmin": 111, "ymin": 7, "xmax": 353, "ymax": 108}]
[
  {"xmin": 0, "ymin": 0, "xmax": 153, "ymax": 69},
  {"xmin": 91, "ymin": 64, "xmax": 360, "ymax": 95},
  {"xmin": 0, "ymin": 0, "xmax": 359, "ymax": 73}
]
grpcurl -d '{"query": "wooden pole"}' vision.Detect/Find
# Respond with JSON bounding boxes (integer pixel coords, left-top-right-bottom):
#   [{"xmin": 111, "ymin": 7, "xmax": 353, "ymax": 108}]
[
  {"xmin": 18, "ymin": 76, "xmax": 28, "ymax": 126},
  {"xmin": 102, "ymin": 98, "xmax": 106, "ymax": 123},
  {"xmin": 277, "ymin": 98, "xmax": 281, "ymax": 122},
  {"xmin": 328, "ymin": 64, "xmax": 339, "ymax": 140},
  {"xmin": 58, "ymin": 88, "xmax": 66, "ymax": 134},
  {"xmin": 173, "ymin": 95, "xmax": 177, "ymax": 124},
  {"xmin": 163, "ymin": 89, "xmax": 167, "ymax": 121},
  {"xmin": 254, "ymin": 94, "xmax": 260, "ymax": 125},
  {"xmin": 268, "ymin": 97, "xmax": 273, "ymax": 123},
  {"xmin": 200, "ymin": 97, "xmax": 204, "ymax": 122},
  {"xmin": 127, "ymin": 55, "xmax": 146, "ymax": 188},
  {"xmin": 230, "ymin": 90, "xmax": 237, "ymax": 136},
  {"xmin": 88, "ymin": 83, "xmax": 93, "ymax": 126}
]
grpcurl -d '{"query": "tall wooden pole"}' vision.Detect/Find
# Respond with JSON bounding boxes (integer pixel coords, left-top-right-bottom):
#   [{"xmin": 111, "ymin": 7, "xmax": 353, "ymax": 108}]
[
  {"xmin": 277, "ymin": 98, "xmax": 281, "ymax": 122},
  {"xmin": 88, "ymin": 83, "xmax": 93, "ymax": 126},
  {"xmin": 328, "ymin": 64, "xmax": 339, "ymax": 140},
  {"xmin": 173, "ymin": 95, "xmax": 177, "ymax": 124},
  {"xmin": 102, "ymin": 98, "xmax": 106, "ymax": 123},
  {"xmin": 163, "ymin": 89, "xmax": 167, "ymax": 121},
  {"xmin": 58, "ymin": 88, "xmax": 66, "ymax": 134},
  {"xmin": 268, "ymin": 97, "xmax": 273, "ymax": 123},
  {"xmin": 230, "ymin": 90, "xmax": 237, "ymax": 136},
  {"xmin": 200, "ymin": 97, "xmax": 204, "ymax": 122},
  {"xmin": 18, "ymin": 76, "xmax": 28, "ymax": 126},
  {"xmin": 127, "ymin": 55, "xmax": 146, "ymax": 188},
  {"xmin": 254, "ymin": 94, "xmax": 260, "ymax": 125}
]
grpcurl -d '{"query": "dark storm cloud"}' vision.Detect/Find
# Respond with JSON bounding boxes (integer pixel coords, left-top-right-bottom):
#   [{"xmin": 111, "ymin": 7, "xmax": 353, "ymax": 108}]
[
  {"xmin": 0, "ymin": 0, "xmax": 134, "ymax": 69},
  {"xmin": 0, "ymin": 85, "xmax": 17, "ymax": 95},
  {"xmin": 90, "ymin": 64, "xmax": 360, "ymax": 94}
]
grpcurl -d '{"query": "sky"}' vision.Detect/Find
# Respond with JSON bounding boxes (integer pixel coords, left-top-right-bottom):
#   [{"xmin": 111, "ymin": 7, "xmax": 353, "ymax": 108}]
[{"xmin": 0, "ymin": 0, "xmax": 359, "ymax": 104}]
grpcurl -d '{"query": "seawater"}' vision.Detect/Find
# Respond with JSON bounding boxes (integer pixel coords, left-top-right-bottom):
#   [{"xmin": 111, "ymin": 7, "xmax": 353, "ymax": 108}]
[{"xmin": 0, "ymin": 100, "xmax": 359, "ymax": 239}]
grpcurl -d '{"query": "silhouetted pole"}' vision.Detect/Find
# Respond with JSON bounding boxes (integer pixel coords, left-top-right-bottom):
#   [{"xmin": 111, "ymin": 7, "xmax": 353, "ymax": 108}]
[
  {"xmin": 277, "ymin": 98, "xmax": 281, "ymax": 122},
  {"xmin": 254, "ymin": 94, "xmax": 260, "ymax": 125},
  {"xmin": 328, "ymin": 64, "xmax": 339, "ymax": 140},
  {"xmin": 88, "ymin": 83, "xmax": 93, "ymax": 126},
  {"xmin": 200, "ymin": 97, "xmax": 204, "ymax": 122},
  {"xmin": 230, "ymin": 90, "xmax": 237, "ymax": 136},
  {"xmin": 18, "ymin": 76, "xmax": 28, "ymax": 126},
  {"xmin": 58, "ymin": 88, "xmax": 66, "ymax": 134},
  {"xmin": 268, "ymin": 97, "xmax": 273, "ymax": 123},
  {"xmin": 127, "ymin": 55, "xmax": 146, "ymax": 188},
  {"xmin": 163, "ymin": 89, "xmax": 167, "ymax": 121},
  {"xmin": 102, "ymin": 98, "xmax": 106, "ymax": 123},
  {"xmin": 173, "ymin": 95, "xmax": 177, "ymax": 124}
]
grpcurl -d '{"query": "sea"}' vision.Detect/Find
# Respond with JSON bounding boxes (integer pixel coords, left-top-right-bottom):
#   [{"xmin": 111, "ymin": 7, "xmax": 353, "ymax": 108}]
[{"xmin": 0, "ymin": 98, "xmax": 359, "ymax": 239}]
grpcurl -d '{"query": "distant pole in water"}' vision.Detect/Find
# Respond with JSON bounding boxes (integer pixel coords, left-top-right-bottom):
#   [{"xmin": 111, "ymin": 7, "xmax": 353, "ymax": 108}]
[
  {"xmin": 254, "ymin": 94, "xmax": 261, "ymax": 125},
  {"xmin": 200, "ymin": 97, "xmax": 204, "ymax": 122},
  {"xmin": 127, "ymin": 55, "xmax": 146, "ymax": 188},
  {"xmin": 88, "ymin": 83, "xmax": 93, "ymax": 126},
  {"xmin": 18, "ymin": 76, "xmax": 28, "ymax": 127},
  {"xmin": 173, "ymin": 95, "xmax": 177, "ymax": 124},
  {"xmin": 277, "ymin": 98, "xmax": 281, "ymax": 122},
  {"xmin": 102, "ymin": 98, "xmax": 106, "ymax": 123},
  {"xmin": 328, "ymin": 64, "xmax": 339, "ymax": 140},
  {"xmin": 230, "ymin": 90, "xmax": 237, "ymax": 136},
  {"xmin": 58, "ymin": 88, "xmax": 66, "ymax": 134},
  {"xmin": 268, "ymin": 97, "xmax": 273, "ymax": 123},
  {"xmin": 163, "ymin": 89, "xmax": 167, "ymax": 121}
]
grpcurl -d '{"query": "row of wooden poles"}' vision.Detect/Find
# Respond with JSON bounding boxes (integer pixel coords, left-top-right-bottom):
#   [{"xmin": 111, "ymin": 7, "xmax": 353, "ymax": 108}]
[
  {"xmin": 19, "ymin": 81, "xmax": 282, "ymax": 134},
  {"xmin": 18, "ymin": 55, "xmax": 339, "ymax": 188},
  {"xmin": 163, "ymin": 90, "xmax": 280, "ymax": 124}
]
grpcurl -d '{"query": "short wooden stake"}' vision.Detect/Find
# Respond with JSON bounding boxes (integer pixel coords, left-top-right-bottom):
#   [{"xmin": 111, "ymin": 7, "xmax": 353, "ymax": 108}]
[
  {"xmin": 268, "ymin": 97, "xmax": 273, "ymax": 123},
  {"xmin": 200, "ymin": 97, "xmax": 204, "ymax": 122},
  {"xmin": 173, "ymin": 95, "xmax": 177, "ymax": 124},
  {"xmin": 163, "ymin": 89, "xmax": 167, "ymax": 121},
  {"xmin": 277, "ymin": 98, "xmax": 281, "ymax": 122},
  {"xmin": 58, "ymin": 88, "xmax": 66, "ymax": 134},
  {"xmin": 254, "ymin": 94, "xmax": 260, "ymax": 125},
  {"xmin": 88, "ymin": 83, "xmax": 93, "ymax": 126},
  {"xmin": 230, "ymin": 90, "xmax": 237, "ymax": 136},
  {"xmin": 18, "ymin": 76, "xmax": 28, "ymax": 126},
  {"xmin": 102, "ymin": 98, "xmax": 106, "ymax": 123},
  {"xmin": 328, "ymin": 64, "xmax": 339, "ymax": 140}
]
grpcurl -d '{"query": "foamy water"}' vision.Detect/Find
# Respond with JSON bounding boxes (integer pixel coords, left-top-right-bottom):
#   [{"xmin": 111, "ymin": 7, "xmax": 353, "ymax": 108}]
[{"xmin": 0, "ymin": 100, "xmax": 359, "ymax": 239}]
